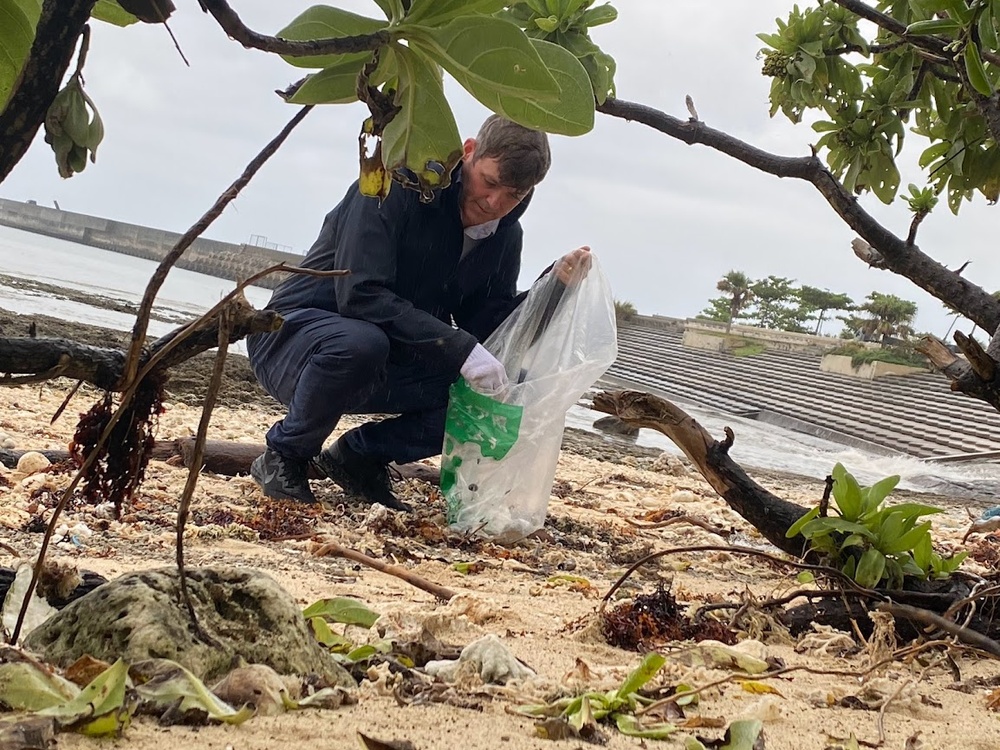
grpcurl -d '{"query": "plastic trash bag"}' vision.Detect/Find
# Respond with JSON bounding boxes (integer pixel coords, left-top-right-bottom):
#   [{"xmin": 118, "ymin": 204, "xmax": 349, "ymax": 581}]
[{"xmin": 442, "ymin": 256, "xmax": 618, "ymax": 542}]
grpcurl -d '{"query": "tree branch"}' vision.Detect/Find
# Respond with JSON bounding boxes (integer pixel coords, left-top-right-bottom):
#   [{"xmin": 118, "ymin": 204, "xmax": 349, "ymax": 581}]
[
  {"xmin": 0, "ymin": 0, "xmax": 96, "ymax": 184},
  {"xmin": 198, "ymin": 0, "xmax": 389, "ymax": 57},
  {"xmin": 0, "ymin": 301, "xmax": 280, "ymax": 391},
  {"xmin": 596, "ymin": 97, "xmax": 1000, "ymax": 333}
]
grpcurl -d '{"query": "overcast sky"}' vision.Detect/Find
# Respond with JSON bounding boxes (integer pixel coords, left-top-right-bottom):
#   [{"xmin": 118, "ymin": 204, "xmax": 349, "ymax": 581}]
[{"xmin": 3, "ymin": 0, "xmax": 998, "ymax": 337}]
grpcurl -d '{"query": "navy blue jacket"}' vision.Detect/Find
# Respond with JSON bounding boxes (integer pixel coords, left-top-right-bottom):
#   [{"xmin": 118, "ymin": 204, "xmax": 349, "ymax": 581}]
[{"xmin": 264, "ymin": 171, "xmax": 529, "ymax": 374}]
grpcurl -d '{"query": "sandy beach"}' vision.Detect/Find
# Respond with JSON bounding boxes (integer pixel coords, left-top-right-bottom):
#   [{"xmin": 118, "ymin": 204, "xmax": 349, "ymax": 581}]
[{"xmin": 2, "ymin": 309, "xmax": 1000, "ymax": 750}]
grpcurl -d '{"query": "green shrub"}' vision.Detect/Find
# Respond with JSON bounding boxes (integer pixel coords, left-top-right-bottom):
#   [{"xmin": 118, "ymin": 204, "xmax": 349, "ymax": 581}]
[
  {"xmin": 786, "ymin": 463, "xmax": 966, "ymax": 589},
  {"xmin": 829, "ymin": 342, "xmax": 928, "ymax": 369},
  {"xmin": 730, "ymin": 343, "xmax": 765, "ymax": 357}
]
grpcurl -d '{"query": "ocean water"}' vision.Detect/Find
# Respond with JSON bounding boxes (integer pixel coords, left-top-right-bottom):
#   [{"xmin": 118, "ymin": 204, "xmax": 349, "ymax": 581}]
[{"xmin": 2, "ymin": 225, "xmax": 1000, "ymax": 500}]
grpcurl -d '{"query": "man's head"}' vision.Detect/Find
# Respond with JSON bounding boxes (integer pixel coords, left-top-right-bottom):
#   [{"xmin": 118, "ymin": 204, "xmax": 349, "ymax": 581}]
[{"xmin": 459, "ymin": 115, "xmax": 551, "ymax": 228}]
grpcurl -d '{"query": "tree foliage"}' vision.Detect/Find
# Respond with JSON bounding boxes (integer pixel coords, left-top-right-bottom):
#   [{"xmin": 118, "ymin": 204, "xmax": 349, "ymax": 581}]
[
  {"xmin": 1, "ymin": 0, "xmax": 617, "ymax": 196},
  {"xmin": 797, "ymin": 285, "xmax": 855, "ymax": 335},
  {"xmin": 759, "ymin": 0, "xmax": 1000, "ymax": 212},
  {"xmin": 842, "ymin": 291, "xmax": 919, "ymax": 344},
  {"xmin": 704, "ymin": 270, "xmax": 755, "ymax": 334}
]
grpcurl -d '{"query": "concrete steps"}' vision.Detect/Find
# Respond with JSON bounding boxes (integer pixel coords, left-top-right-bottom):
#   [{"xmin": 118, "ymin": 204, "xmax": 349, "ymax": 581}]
[{"xmin": 607, "ymin": 325, "xmax": 1000, "ymax": 459}]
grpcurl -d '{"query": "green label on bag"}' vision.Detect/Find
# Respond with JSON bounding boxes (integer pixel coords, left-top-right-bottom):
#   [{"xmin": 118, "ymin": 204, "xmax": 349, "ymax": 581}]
[{"xmin": 441, "ymin": 377, "xmax": 523, "ymax": 523}]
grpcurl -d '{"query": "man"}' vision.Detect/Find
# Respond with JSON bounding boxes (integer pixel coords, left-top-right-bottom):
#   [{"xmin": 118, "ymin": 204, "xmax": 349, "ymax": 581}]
[{"xmin": 247, "ymin": 115, "xmax": 591, "ymax": 509}]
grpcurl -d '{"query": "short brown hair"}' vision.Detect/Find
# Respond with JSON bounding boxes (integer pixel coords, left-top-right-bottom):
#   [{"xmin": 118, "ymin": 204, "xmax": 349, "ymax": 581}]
[{"xmin": 473, "ymin": 115, "xmax": 551, "ymax": 191}]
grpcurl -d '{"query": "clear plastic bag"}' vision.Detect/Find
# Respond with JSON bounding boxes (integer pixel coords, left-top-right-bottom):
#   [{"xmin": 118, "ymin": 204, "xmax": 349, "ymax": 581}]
[{"xmin": 442, "ymin": 256, "xmax": 618, "ymax": 542}]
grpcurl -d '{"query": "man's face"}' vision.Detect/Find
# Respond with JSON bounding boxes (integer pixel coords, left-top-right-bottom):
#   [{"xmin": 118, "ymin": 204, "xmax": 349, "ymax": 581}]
[{"xmin": 459, "ymin": 138, "xmax": 530, "ymax": 228}]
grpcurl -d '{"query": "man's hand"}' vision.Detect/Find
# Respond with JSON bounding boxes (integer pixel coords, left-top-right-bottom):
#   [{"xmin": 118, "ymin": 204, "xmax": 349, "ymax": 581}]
[
  {"xmin": 460, "ymin": 343, "xmax": 508, "ymax": 394},
  {"xmin": 553, "ymin": 246, "xmax": 592, "ymax": 285}
]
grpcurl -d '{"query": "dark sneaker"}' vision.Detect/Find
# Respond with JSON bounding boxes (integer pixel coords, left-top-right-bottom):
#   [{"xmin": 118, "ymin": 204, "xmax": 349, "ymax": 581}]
[
  {"xmin": 250, "ymin": 448, "xmax": 318, "ymax": 504},
  {"xmin": 312, "ymin": 437, "xmax": 411, "ymax": 512}
]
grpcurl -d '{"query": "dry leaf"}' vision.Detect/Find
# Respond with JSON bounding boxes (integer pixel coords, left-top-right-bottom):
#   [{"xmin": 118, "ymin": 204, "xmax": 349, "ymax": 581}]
[
  {"xmin": 64, "ymin": 655, "xmax": 112, "ymax": 688},
  {"xmin": 740, "ymin": 680, "xmax": 783, "ymax": 697}
]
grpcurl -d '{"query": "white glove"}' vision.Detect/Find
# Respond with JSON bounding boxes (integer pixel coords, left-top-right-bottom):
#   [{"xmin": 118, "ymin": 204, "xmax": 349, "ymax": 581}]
[{"xmin": 460, "ymin": 343, "xmax": 508, "ymax": 394}]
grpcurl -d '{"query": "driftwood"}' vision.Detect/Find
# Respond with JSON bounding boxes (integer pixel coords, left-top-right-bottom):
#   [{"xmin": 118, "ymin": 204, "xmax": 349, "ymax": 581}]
[
  {"xmin": 0, "ymin": 296, "xmax": 281, "ymax": 391},
  {"xmin": 592, "ymin": 389, "xmax": 808, "ymax": 556},
  {"xmin": 592, "ymin": 389, "xmax": 1000, "ymax": 644},
  {"xmin": 918, "ymin": 329, "xmax": 1000, "ymax": 412},
  {"xmin": 0, "ymin": 438, "xmax": 441, "ymax": 484}
]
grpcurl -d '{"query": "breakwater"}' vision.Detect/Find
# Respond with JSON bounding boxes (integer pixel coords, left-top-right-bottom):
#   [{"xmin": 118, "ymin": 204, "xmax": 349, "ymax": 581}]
[{"xmin": 0, "ymin": 197, "xmax": 300, "ymax": 290}]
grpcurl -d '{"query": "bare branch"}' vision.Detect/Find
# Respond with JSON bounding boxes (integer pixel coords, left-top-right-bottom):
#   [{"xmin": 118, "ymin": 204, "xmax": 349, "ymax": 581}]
[
  {"xmin": 121, "ymin": 106, "xmax": 313, "ymax": 388},
  {"xmin": 596, "ymin": 97, "xmax": 1000, "ymax": 333},
  {"xmin": 199, "ymin": 0, "xmax": 389, "ymax": 57}
]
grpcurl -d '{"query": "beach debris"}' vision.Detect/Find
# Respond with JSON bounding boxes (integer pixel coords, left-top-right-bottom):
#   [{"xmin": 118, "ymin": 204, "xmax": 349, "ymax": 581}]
[
  {"xmin": 357, "ymin": 733, "xmax": 417, "ymax": 750},
  {"xmin": 425, "ymin": 634, "xmax": 534, "ymax": 685},
  {"xmin": 134, "ymin": 660, "xmax": 254, "ymax": 725},
  {"xmin": 963, "ymin": 506, "xmax": 1000, "ymax": 543},
  {"xmin": 685, "ymin": 718, "xmax": 765, "ymax": 749},
  {"xmin": 520, "ymin": 652, "xmax": 677, "ymax": 741},
  {"xmin": 601, "ymin": 584, "xmax": 736, "ymax": 651},
  {"xmin": 1, "ymin": 563, "xmax": 57, "ymax": 644},
  {"xmin": 673, "ymin": 641, "xmax": 770, "ymax": 675},
  {"xmin": 794, "ymin": 623, "xmax": 857, "ymax": 657},
  {"xmin": 24, "ymin": 567, "xmax": 353, "ymax": 688},
  {"xmin": 15, "ymin": 451, "xmax": 49, "ymax": 475}
]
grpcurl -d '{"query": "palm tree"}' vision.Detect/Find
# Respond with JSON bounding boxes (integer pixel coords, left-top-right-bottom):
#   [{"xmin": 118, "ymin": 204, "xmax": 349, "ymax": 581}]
[
  {"xmin": 716, "ymin": 270, "xmax": 754, "ymax": 334},
  {"xmin": 798, "ymin": 286, "xmax": 854, "ymax": 336},
  {"xmin": 858, "ymin": 292, "xmax": 918, "ymax": 347}
]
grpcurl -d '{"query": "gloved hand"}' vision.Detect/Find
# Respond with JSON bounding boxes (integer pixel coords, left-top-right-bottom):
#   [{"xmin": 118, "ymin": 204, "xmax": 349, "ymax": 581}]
[{"xmin": 460, "ymin": 343, "xmax": 508, "ymax": 394}]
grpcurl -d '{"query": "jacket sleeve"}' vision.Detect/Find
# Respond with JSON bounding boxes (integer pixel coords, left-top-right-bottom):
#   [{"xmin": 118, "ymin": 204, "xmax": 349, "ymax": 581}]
[{"xmin": 332, "ymin": 187, "xmax": 477, "ymax": 371}]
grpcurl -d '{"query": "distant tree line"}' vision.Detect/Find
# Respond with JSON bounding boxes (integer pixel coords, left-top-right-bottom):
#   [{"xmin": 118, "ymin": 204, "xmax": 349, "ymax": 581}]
[{"xmin": 700, "ymin": 270, "xmax": 920, "ymax": 346}]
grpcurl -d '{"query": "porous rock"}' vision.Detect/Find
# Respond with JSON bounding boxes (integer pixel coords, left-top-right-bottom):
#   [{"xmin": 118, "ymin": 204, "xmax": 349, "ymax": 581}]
[{"xmin": 24, "ymin": 566, "xmax": 353, "ymax": 686}]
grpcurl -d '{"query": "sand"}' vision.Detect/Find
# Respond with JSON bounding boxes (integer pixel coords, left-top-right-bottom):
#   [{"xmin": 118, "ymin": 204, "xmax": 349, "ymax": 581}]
[{"xmin": 0, "ymin": 371, "xmax": 998, "ymax": 750}]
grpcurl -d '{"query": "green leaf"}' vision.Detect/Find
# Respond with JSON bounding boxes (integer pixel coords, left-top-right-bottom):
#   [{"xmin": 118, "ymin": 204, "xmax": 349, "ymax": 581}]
[
  {"xmin": 861, "ymin": 474, "xmax": 899, "ymax": 513},
  {"xmin": 0, "ymin": 0, "xmax": 41, "ymax": 110},
  {"xmin": 800, "ymin": 517, "xmax": 875, "ymax": 539},
  {"xmin": 134, "ymin": 661, "xmax": 254, "ymax": 725},
  {"xmin": 37, "ymin": 659, "xmax": 132, "ymax": 736},
  {"xmin": 964, "ymin": 42, "xmax": 994, "ymax": 96},
  {"xmin": 832, "ymin": 463, "xmax": 863, "ymax": 520},
  {"xmin": 0, "ymin": 662, "xmax": 79, "ymax": 711},
  {"xmin": 905, "ymin": 18, "xmax": 963, "ymax": 35},
  {"xmin": 580, "ymin": 4, "xmax": 617, "ymax": 27},
  {"xmin": 614, "ymin": 713, "xmax": 676, "ymax": 739},
  {"xmin": 91, "ymin": 0, "xmax": 139, "ymax": 25},
  {"xmin": 406, "ymin": 0, "xmax": 507, "ymax": 27},
  {"xmin": 277, "ymin": 6, "xmax": 386, "ymax": 69},
  {"xmin": 302, "ymin": 596, "xmax": 381, "ymax": 628},
  {"xmin": 308, "ymin": 616, "xmax": 353, "ymax": 651},
  {"xmin": 882, "ymin": 521, "xmax": 932, "ymax": 555},
  {"xmin": 912, "ymin": 532, "xmax": 933, "ymax": 572},
  {"xmin": 494, "ymin": 39, "xmax": 594, "ymax": 135},
  {"xmin": 288, "ymin": 55, "xmax": 367, "ymax": 104},
  {"xmin": 405, "ymin": 15, "xmax": 559, "ymax": 111},
  {"xmin": 381, "ymin": 45, "xmax": 463, "ymax": 193},
  {"xmin": 855, "ymin": 548, "xmax": 886, "ymax": 588},
  {"xmin": 371, "ymin": 0, "xmax": 403, "ymax": 22},
  {"xmin": 720, "ymin": 719, "xmax": 765, "ymax": 749},
  {"xmin": 786, "ymin": 506, "xmax": 820, "ymax": 538},
  {"xmin": 615, "ymin": 653, "xmax": 666, "ymax": 702}
]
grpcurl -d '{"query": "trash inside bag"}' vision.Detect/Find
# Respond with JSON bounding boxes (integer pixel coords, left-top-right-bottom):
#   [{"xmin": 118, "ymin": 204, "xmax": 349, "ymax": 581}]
[{"xmin": 442, "ymin": 256, "xmax": 618, "ymax": 542}]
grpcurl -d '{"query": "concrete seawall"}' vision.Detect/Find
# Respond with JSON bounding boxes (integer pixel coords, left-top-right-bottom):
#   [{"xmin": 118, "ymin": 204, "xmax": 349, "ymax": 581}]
[{"xmin": 0, "ymin": 197, "xmax": 301, "ymax": 290}]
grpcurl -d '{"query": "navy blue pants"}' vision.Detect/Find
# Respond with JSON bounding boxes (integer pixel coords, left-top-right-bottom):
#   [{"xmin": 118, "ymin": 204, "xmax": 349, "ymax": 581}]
[{"xmin": 246, "ymin": 308, "xmax": 458, "ymax": 464}]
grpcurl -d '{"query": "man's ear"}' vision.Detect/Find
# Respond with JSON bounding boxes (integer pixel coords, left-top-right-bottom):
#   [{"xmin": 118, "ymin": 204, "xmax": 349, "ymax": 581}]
[{"xmin": 462, "ymin": 138, "xmax": 477, "ymax": 160}]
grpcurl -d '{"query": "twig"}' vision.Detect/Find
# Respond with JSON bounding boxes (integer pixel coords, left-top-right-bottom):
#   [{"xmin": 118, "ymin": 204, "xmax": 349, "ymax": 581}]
[
  {"xmin": 636, "ymin": 639, "xmax": 951, "ymax": 718},
  {"xmin": 312, "ymin": 538, "xmax": 456, "ymax": 602},
  {"xmin": 50, "ymin": 379, "xmax": 83, "ymax": 424},
  {"xmin": 121, "ymin": 105, "xmax": 313, "ymax": 389},
  {"xmin": 879, "ymin": 601, "xmax": 1000, "ymax": 658},
  {"xmin": 9, "ymin": 110, "xmax": 318, "ymax": 644},
  {"xmin": 174, "ymin": 306, "xmax": 233, "ymax": 646},
  {"xmin": 624, "ymin": 514, "xmax": 729, "ymax": 537},
  {"xmin": 601, "ymin": 544, "xmax": 881, "ymax": 612},
  {"xmin": 199, "ymin": 0, "xmax": 388, "ymax": 57}
]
